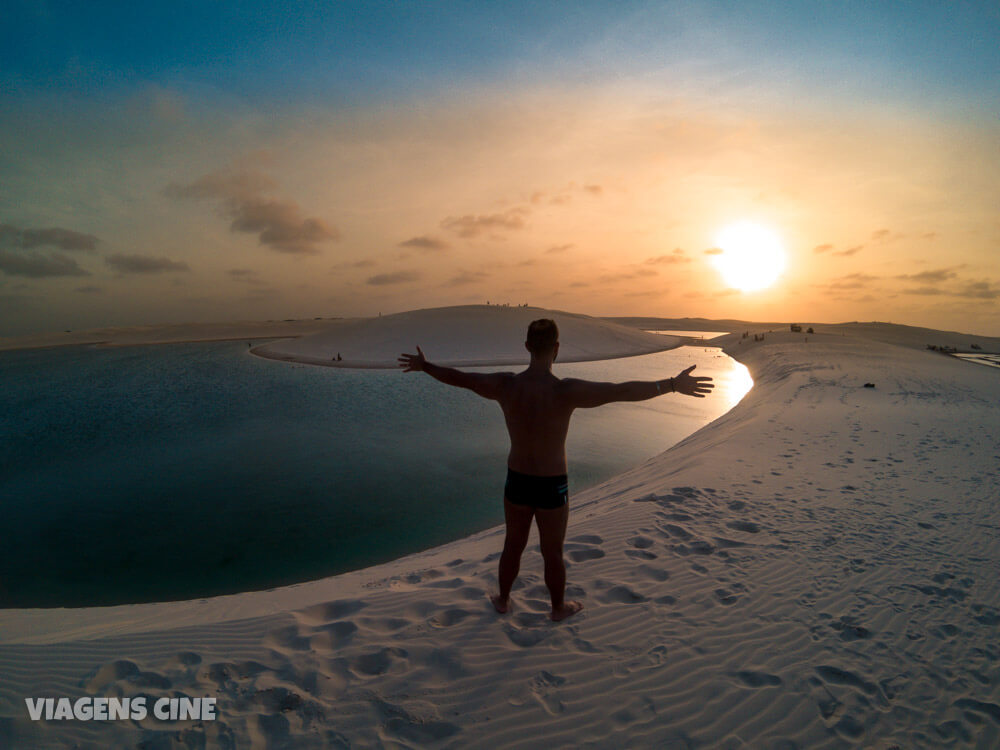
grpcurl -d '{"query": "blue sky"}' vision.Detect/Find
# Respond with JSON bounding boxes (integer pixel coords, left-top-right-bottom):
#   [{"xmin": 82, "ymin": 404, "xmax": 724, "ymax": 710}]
[
  {"xmin": 4, "ymin": 1, "xmax": 997, "ymax": 107},
  {"xmin": 2, "ymin": 1, "xmax": 999, "ymax": 336}
]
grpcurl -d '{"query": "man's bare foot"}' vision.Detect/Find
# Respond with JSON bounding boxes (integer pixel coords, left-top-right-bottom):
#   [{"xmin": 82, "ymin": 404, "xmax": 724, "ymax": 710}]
[
  {"xmin": 490, "ymin": 594, "xmax": 510, "ymax": 614},
  {"xmin": 550, "ymin": 600, "xmax": 583, "ymax": 622}
]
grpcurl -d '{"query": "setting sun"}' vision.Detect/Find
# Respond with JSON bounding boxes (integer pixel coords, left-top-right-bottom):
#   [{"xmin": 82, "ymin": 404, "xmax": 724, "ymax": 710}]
[{"xmin": 711, "ymin": 222, "xmax": 787, "ymax": 292}]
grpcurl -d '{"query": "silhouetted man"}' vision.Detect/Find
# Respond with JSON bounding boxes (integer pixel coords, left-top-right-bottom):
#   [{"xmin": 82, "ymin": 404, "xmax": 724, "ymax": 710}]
[{"xmin": 399, "ymin": 319, "xmax": 714, "ymax": 621}]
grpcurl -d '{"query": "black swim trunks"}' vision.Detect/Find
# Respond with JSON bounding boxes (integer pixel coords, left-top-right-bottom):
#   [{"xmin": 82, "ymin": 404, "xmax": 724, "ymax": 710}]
[{"xmin": 504, "ymin": 468, "xmax": 569, "ymax": 510}]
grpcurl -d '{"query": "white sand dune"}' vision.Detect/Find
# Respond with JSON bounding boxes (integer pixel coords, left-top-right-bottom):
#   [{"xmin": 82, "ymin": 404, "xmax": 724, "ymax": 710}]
[
  {"xmin": 1, "ymin": 317, "xmax": 999, "ymax": 749},
  {"xmin": 251, "ymin": 305, "xmax": 680, "ymax": 367}
]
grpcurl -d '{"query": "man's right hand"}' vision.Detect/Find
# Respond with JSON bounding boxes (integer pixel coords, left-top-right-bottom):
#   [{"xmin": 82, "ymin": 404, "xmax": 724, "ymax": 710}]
[{"xmin": 398, "ymin": 346, "xmax": 427, "ymax": 372}]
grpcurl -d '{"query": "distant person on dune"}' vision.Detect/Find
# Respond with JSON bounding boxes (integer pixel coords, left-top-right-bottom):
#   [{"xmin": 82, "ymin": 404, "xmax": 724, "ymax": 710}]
[{"xmin": 399, "ymin": 319, "xmax": 714, "ymax": 621}]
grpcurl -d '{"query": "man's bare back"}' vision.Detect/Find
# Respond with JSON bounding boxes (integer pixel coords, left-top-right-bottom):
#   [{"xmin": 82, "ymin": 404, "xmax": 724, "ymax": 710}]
[
  {"xmin": 399, "ymin": 319, "xmax": 714, "ymax": 622},
  {"xmin": 497, "ymin": 368, "xmax": 573, "ymax": 476}
]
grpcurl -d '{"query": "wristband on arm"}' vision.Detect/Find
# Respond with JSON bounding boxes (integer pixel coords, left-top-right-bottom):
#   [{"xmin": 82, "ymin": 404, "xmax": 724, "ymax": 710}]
[{"xmin": 656, "ymin": 377, "xmax": 676, "ymax": 394}]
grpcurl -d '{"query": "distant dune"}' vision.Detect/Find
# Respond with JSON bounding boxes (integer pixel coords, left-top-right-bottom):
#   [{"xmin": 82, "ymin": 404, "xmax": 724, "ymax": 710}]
[
  {"xmin": 252, "ymin": 305, "xmax": 680, "ymax": 368},
  {"xmin": 610, "ymin": 317, "xmax": 1000, "ymax": 355}
]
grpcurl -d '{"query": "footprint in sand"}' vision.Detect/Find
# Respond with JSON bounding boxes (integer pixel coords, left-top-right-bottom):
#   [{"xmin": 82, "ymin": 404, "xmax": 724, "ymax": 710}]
[
  {"xmin": 726, "ymin": 520, "xmax": 760, "ymax": 533},
  {"xmin": 569, "ymin": 547, "xmax": 605, "ymax": 562},
  {"xmin": 596, "ymin": 583, "xmax": 649, "ymax": 605},
  {"xmin": 357, "ymin": 616, "xmax": 410, "ymax": 634},
  {"xmin": 971, "ymin": 603, "xmax": 1000, "ymax": 626},
  {"xmin": 82, "ymin": 660, "xmax": 138, "ymax": 692},
  {"xmin": 530, "ymin": 670, "xmax": 567, "ymax": 715},
  {"xmin": 84, "ymin": 659, "xmax": 172, "ymax": 692},
  {"xmin": 828, "ymin": 617, "xmax": 873, "ymax": 642},
  {"xmin": 350, "ymin": 647, "xmax": 409, "ymax": 677},
  {"xmin": 307, "ymin": 621, "xmax": 358, "ymax": 654},
  {"xmin": 731, "ymin": 670, "xmax": 782, "ymax": 688},
  {"xmin": 813, "ymin": 665, "xmax": 884, "ymax": 704},
  {"xmin": 625, "ymin": 535, "xmax": 658, "ymax": 559},
  {"xmin": 371, "ymin": 697, "xmax": 462, "ymax": 744},
  {"xmin": 688, "ymin": 540, "xmax": 716, "ymax": 555},
  {"xmin": 634, "ymin": 564, "xmax": 669, "ymax": 582},
  {"xmin": 712, "ymin": 536, "xmax": 749, "ymax": 550},
  {"xmin": 658, "ymin": 523, "xmax": 693, "ymax": 540},
  {"xmin": 613, "ymin": 645, "xmax": 671, "ymax": 677},
  {"xmin": 204, "ymin": 660, "xmax": 269, "ymax": 687},
  {"xmin": 166, "ymin": 652, "xmax": 202, "ymax": 669},
  {"xmin": 502, "ymin": 620, "xmax": 553, "ymax": 648},
  {"xmin": 713, "ymin": 588, "xmax": 741, "ymax": 606},
  {"xmin": 264, "ymin": 624, "xmax": 313, "ymax": 652},
  {"xmin": 294, "ymin": 599, "xmax": 367, "ymax": 626},
  {"xmin": 429, "ymin": 608, "xmax": 472, "ymax": 628},
  {"xmin": 625, "ymin": 548, "xmax": 657, "ymax": 560}
]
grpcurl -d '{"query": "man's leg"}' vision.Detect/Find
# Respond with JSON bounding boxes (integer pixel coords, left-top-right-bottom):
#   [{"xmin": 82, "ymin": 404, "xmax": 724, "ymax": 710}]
[
  {"xmin": 492, "ymin": 498, "xmax": 534, "ymax": 613},
  {"xmin": 535, "ymin": 504, "xmax": 583, "ymax": 621}
]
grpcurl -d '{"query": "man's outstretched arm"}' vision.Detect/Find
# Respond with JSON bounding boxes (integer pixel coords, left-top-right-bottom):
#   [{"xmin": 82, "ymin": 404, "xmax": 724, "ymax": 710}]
[
  {"xmin": 398, "ymin": 346, "xmax": 508, "ymax": 400},
  {"xmin": 565, "ymin": 365, "xmax": 714, "ymax": 408}
]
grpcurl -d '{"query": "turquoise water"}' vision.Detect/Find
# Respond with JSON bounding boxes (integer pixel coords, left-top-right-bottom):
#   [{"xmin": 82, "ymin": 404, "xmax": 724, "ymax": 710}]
[{"xmin": 0, "ymin": 341, "xmax": 749, "ymax": 607}]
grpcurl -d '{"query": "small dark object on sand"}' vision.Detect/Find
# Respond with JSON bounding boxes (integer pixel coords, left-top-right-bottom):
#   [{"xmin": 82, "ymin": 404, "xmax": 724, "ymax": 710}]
[{"xmin": 864, "ymin": 382, "xmax": 875, "ymax": 388}]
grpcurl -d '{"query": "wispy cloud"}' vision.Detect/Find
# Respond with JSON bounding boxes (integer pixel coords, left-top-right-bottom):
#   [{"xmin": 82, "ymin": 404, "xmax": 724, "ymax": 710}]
[
  {"xmin": 645, "ymin": 249, "xmax": 690, "ymax": 264},
  {"xmin": 894, "ymin": 267, "xmax": 958, "ymax": 283},
  {"xmin": 900, "ymin": 278, "xmax": 999, "ymax": 299},
  {"xmin": 597, "ymin": 267, "xmax": 658, "ymax": 283},
  {"xmin": 74, "ymin": 285, "xmax": 103, "ymax": 293},
  {"xmin": 166, "ymin": 168, "xmax": 338, "ymax": 254},
  {"xmin": 826, "ymin": 272, "xmax": 879, "ymax": 290},
  {"xmin": 813, "ymin": 243, "xmax": 833, "ymax": 254},
  {"xmin": 441, "ymin": 208, "xmax": 528, "ymax": 238},
  {"xmin": 546, "ymin": 243, "xmax": 574, "ymax": 254},
  {"xmin": 0, "ymin": 249, "xmax": 90, "ymax": 277},
  {"xmin": 106, "ymin": 254, "xmax": 191, "ymax": 273},
  {"xmin": 0, "ymin": 223, "xmax": 99, "ymax": 252},
  {"xmin": 399, "ymin": 236, "xmax": 449, "ymax": 252},
  {"xmin": 0, "ymin": 222, "xmax": 98, "ymax": 278},
  {"xmin": 228, "ymin": 268, "xmax": 265, "ymax": 284},
  {"xmin": 367, "ymin": 270, "xmax": 420, "ymax": 285},
  {"xmin": 957, "ymin": 280, "xmax": 1000, "ymax": 299},
  {"xmin": 870, "ymin": 229, "xmax": 904, "ymax": 244},
  {"xmin": 833, "ymin": 245, "xmax": 864, "ymax": 257},
  {"xmin": 332, "ymin": 259, "xmax": 377, "ymax": 271}
]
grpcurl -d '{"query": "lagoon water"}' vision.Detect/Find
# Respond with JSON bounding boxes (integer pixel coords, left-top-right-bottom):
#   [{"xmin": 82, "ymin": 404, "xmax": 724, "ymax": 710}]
[{"xmin": 0, "ymin": 341, "xmax": 750, "ymax": 607}]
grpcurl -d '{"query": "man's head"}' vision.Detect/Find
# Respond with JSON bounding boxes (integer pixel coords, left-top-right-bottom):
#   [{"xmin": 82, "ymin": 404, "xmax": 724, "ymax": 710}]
[{"xmin": 526, "ymin": 318, "xmax": 559, "ymax": 361}]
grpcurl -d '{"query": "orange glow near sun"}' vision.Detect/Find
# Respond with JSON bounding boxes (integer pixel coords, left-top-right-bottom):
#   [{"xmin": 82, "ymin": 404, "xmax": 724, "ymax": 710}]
[{"xmin": 711, "ymin": 221, "xmax": 787, "ymax": 292}]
